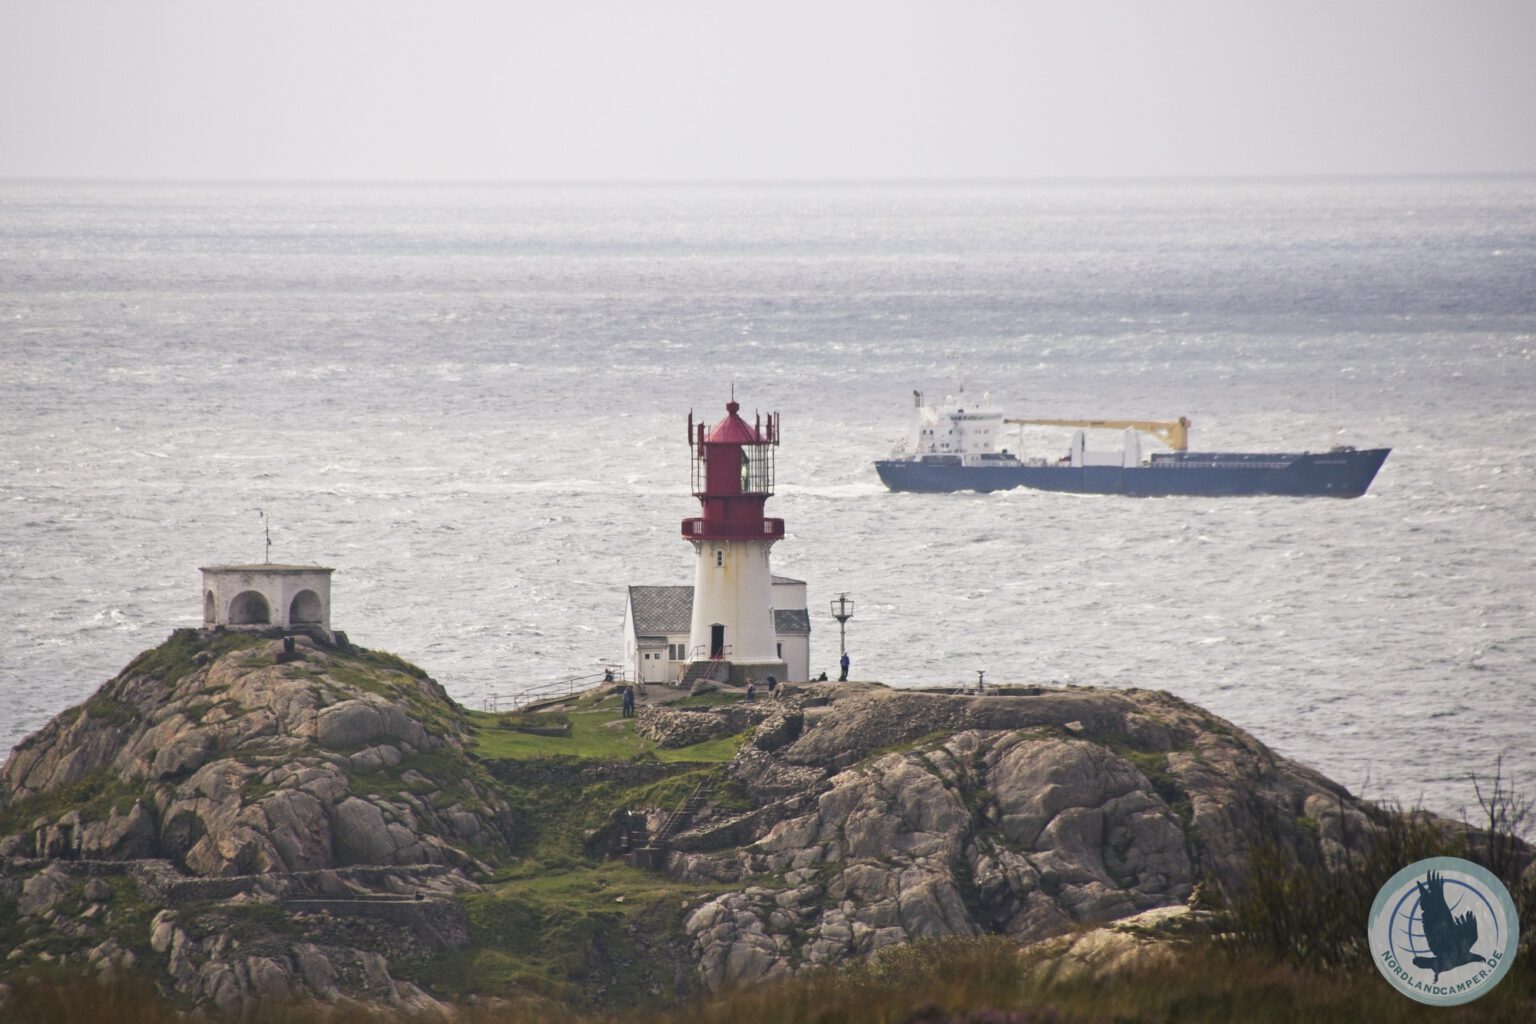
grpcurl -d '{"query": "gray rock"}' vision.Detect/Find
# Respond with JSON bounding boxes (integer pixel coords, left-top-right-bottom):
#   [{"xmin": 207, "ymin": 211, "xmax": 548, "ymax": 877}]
[
  {"xmin": 349, "ymin": 744, "xmax": 403, "ymax": 773},
  {"xmin": 18, "ymin": 864, "xmax": 72, "ymax": 918},
  {"xmin": 81, "ymin": 801, "xmax": 158, "ymax": 860},
  {"xmin": 293, "ymin": 943, "xmax": 338, "ymax": 997},
  {"xmin": 332, "ymin": 797, "xmax": 397, "ymax": 865},
  {"xmin": 316, "ymin": 698, "xmax": 428, "ymax": 751},
  {"xmin": 149, "ymin": 909, "xmax": 179, "ymax": 954}
]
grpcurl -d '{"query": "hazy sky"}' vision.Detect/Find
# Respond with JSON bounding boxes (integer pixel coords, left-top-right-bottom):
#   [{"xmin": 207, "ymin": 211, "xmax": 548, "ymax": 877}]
[{"xmin": 3, "ymin": 0, "xmax": 1534, "ymax": 180}]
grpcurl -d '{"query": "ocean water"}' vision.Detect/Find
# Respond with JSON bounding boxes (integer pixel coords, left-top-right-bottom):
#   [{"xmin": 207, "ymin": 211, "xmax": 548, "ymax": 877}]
[{"xmin": 2, "ymin": 179, "xmax": 1533, "ymax": 822}]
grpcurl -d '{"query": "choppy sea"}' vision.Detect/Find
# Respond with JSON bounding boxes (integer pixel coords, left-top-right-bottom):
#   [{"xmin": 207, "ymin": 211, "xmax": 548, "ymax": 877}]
[{"xmin": 2, "ymin": 179, "xmax": 1533, "ymax": 822}]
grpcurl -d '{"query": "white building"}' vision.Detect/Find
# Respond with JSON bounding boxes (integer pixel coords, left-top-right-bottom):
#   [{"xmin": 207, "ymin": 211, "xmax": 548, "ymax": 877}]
[
  {"xmin": 201, "ymin": 564, "xmax": 334, "ymax": 631},
  {"xmin": 623, "ymin": 576, "xmax": 811, "ymax": 685}
]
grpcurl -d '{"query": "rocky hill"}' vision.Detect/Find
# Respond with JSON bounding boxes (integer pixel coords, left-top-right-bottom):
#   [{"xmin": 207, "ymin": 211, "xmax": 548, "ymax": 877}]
[
  {"xmin": 647, "ymin": 682, "xmax": 1372, "ymax": 989},
  {"xmin": 0, "ymin": 629, "xmax": 508, "ymax": 1016},
  {"xmin": 0, "ymin": 631, "xmax": 1388, "ymax": 1016}
]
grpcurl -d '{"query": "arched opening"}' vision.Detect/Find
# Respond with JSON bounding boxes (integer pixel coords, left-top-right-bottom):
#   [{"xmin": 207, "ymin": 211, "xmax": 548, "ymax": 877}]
[
  {"xmin": 228, "ymin": 590, "xmax": 271, "ymax": 625},
  {"xmin": 204, "ymin": 591, "xmax": 216, "ymax": 624},
  {"xmin": 289, "ymin": 589, "xmax": 323, "ymax": 625}
]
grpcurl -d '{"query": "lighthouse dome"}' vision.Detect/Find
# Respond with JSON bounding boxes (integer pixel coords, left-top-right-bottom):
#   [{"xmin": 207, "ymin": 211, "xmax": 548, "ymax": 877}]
[{"xmin": 706, "ymin": 401, "xmax": 765, "ymax": 444}]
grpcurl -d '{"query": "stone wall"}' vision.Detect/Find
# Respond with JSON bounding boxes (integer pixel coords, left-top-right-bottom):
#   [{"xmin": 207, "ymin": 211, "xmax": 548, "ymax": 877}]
[{"xmin": 635, "ymin": 705, "xmax": 776, "ymax": 748}]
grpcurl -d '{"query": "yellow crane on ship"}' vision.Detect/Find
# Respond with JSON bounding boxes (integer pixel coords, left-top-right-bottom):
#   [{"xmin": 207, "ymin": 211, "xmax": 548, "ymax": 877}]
[{"xmin": 1002, "ymin": 416, "xmax": 1192, "ymax": 452}]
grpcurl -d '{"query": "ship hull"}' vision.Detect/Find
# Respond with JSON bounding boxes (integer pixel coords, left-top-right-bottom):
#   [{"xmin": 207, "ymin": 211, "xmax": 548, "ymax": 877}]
[{"xmin": 874, "ymin": 448, "xmax": 1390, "ymax": 498}]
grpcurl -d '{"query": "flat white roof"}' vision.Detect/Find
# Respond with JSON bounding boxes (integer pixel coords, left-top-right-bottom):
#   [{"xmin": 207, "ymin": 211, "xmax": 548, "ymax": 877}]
[{"xmin": 201, "ymin": 564, "xmax": 334, "ymax": 573}]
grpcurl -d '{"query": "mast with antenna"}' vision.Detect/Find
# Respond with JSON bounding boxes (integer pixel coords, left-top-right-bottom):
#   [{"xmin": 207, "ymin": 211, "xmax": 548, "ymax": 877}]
[{"xmin": 253, "ymin": 509, "xmax": 271, "ymax": 563}]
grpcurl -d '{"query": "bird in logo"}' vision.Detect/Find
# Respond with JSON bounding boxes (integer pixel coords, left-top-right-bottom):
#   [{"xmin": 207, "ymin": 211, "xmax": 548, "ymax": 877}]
[{"xmin": 1411, "ymin": 870, "xmax": 1487, "ymax": 982}]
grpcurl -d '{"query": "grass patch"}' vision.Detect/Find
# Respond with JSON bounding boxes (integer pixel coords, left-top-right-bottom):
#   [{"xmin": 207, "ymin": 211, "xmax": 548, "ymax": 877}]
[
  {"xmin": 466, "ymin": 709, "xmax": 746, "ymax": 765},
  {"xmin": 80, "ymin": 695, "xmax": 139, "ymax": 728},
  {"xmin": 856, "ymin": 728, "xmax": 953, "ymax": 768},
  {"xmin": 0, "ymin": 771, "xmax": 142, "ymax": 837},
  {"xmin": 470, "ymin": 708, "xmax": 649, "ymax": 760},
  {"xmin": 122, "ymin": 629, "xmax": 264, "ymax": 685},
  {"xmin": 325, "ymin": 663, "xmax": 414, "ymax": 700},
  {"xmin": 404, "ymin": 863, "xmax": 728, "ymax": 1006},
  {"xmin": 320, "ymin": 659, "xmax": 466, "ymax": 740},
  {"xmin": 358, "ymin": 648, "xmax": 433, "ymax": 681},
  {"xmin": 498, "ymin": 711, "xmax": 572, "ymax": 737},
  {"xmin": 657, "ymin": 731, "xmax": 747, "ymax": 764}
]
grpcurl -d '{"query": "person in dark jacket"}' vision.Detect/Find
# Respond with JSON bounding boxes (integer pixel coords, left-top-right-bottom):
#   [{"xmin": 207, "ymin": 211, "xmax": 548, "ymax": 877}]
[{"xmin": 838, "ymin": 652, "xmax": 850, "ymax": 681}]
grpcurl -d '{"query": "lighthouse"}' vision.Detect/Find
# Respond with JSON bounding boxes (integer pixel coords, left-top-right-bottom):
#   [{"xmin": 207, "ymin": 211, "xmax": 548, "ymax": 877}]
[{"xmin": 681, "ymin": 398, "xmax": 788, "ymax": 685}]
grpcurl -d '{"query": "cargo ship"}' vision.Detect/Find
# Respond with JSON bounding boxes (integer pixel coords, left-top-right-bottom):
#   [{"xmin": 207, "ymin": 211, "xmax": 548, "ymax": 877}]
[{"xmin": 874, "ymin": 390, "xmax": 1389, "ymax": 498}]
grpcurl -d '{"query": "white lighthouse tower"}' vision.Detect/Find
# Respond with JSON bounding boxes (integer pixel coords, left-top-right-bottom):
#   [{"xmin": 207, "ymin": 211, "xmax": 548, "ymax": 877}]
[{"xmin": 681, "ymin": 398, "xmax": 788, "ymax": 685}]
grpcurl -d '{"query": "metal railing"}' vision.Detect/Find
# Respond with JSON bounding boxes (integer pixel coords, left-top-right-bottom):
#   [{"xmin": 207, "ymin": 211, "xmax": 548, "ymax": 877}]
[
  {"xmin": 480, "ymin": 668, "xmax": 625, "ymax": 713},
  {"xmin": 675, "ymin": 644, "xmax": 732, "ymax": 685}
]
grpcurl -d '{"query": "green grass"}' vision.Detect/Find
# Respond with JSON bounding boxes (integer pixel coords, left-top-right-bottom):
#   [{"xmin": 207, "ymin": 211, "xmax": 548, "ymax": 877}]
[
  {"xmin": 491, "ymin": 861, "xmax": 723, "ymax": 913},
  {"xmin": 466, "ymin": 709, "xmax": 747, "ymax": 764},
  {"xmin": 121, "ymin": 629, "xmax": 265, "ymax": 685},
  {"xmin": 80, "ymin": 696, "xmax": 139, "ymax": 728},
  {"xmin": 405, "ymin": 863, "xmax": 731, "ymax": 1006},
  {"xmin": 855, "ymin": 728, "xmax": 953, "ymax": 768},
  {"xmin": 0, "ymin": 771, "xmax": 142, "ymax": 838}
]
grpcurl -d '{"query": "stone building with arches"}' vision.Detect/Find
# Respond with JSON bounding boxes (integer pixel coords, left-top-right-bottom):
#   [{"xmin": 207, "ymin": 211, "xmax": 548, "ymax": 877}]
[{"xmin": 200, "ymin": 564, "xmax": 334, "ymax": 631}]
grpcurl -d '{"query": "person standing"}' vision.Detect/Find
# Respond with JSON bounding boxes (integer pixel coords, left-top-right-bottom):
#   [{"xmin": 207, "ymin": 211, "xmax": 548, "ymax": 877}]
[
  {"xmin": 839, "ymin": 652, "xmax": 850, "ymax": 682},
  {"xmin": 746, "ymin": 679, "xmax": 757, "ymax": 702},
  {"xmin": 621, "ymin": 684, "xmax": 635, "ymax": 718}
]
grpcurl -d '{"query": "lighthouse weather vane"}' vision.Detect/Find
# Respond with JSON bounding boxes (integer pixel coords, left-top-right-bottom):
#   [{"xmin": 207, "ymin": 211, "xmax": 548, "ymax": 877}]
[{"xmin": 253, "ymin": 508, "xmax": 271, "ymax": 563}]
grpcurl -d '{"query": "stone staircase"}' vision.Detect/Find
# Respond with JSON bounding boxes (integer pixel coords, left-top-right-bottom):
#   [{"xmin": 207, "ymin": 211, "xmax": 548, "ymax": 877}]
[
  {"xmin": 654, "ymin": 777, "xmax": 717, "ymax": 843},
  {"xmin": 679, "ymin": 658, "xmax": 731, "ymax": 689},
  {"xmin": 629, "ymin": 775, "xmax": 717, "ymax": 870}
]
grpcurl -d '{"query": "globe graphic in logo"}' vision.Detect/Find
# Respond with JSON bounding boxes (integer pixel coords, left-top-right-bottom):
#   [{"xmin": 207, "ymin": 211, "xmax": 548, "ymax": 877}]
[{"xmin": 1370, "ymin": 857, "xmax": 1519, "ymax": 1006}]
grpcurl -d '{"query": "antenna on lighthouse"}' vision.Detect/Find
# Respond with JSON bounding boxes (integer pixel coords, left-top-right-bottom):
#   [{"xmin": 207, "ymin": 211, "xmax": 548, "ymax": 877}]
[{"xmin": 253, "ymin": 508, "xmax": 271, "ymax": 563}]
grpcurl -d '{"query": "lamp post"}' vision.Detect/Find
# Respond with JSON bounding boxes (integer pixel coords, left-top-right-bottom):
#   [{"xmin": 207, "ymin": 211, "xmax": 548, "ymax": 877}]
[{"xmin": 830, "ymin": 592, "xmax": 854, "ymax": 657}]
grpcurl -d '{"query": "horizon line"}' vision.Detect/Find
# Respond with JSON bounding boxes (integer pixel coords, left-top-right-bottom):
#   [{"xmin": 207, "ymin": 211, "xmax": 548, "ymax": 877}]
[{"xmin": 4, "ymin": 171, "xmax": 1536, "ymax": 189}]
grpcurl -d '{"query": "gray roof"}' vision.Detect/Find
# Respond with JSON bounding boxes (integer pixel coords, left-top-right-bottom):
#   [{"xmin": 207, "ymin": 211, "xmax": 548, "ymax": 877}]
[
  {"xmin": 627, "ymin": 585, "xmax": 694, "ymax": 636},
  {"xmin": 629, "ymin": 584, "xmax": 812, "ymax": 638},
  {"xmin": 774, "ymin": 608, "xmax": 812, "ymax": 635},
  {"xmin": 772, "ymin": 574, "xmax": 805, "ymax": 585}
]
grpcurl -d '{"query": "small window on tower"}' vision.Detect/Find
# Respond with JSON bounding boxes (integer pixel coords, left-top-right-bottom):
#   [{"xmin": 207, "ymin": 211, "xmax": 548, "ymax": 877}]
[{"xmin": 715, "ymin": 550, "xmax": 723, "ymax": 567}]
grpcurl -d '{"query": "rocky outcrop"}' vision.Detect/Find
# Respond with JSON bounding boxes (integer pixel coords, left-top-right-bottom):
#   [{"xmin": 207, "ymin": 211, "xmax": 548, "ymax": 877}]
[
  {"xmin": 1, "ymin": 629, "xmax": 508, "ymax": 877},
  {"xmin": 668, "ymin": 684, "xmax": 1375, "ymax": 989},
  {"xmin": 0, "ymin": 628, "xmax": 506, "ymax": 1015}
]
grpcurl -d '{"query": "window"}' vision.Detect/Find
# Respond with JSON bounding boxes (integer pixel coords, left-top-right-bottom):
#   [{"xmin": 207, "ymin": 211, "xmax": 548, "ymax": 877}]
[
  {"xmin": 776, "ymin": 643, "xmax": 782, "ymax": 657},
  {"xmin": 715, "ymin": 550, "xmax": 723, "ymax": 567}
]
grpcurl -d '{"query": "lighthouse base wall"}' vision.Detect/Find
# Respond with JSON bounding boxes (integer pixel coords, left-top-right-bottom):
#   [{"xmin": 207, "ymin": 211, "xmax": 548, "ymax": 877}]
[{"xmin": 723, "ymin": 659, "xmax": 789, "ymax": 686}]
